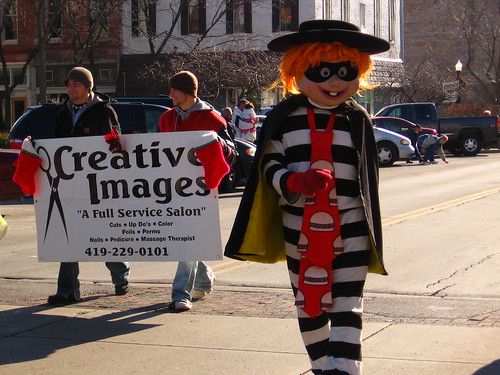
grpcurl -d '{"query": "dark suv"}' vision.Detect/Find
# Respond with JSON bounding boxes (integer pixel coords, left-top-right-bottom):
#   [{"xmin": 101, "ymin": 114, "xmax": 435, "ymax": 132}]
[
  {"xmin": 111, "ymin": 96, "xmax": 174, "ymax": 108},
  {"xmin": 8, "ymin": 102, "xmax": 167, "ymax": 148}
]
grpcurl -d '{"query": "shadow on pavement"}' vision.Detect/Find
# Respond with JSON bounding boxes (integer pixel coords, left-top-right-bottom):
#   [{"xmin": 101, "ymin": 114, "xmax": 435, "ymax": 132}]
[
  {"xmin": 0, "ymin": 304, "xmax": 160, "ymax": 366},
  {"xmin": 472, "ymin": 360, "xmax": 500, "ymax": 375}
]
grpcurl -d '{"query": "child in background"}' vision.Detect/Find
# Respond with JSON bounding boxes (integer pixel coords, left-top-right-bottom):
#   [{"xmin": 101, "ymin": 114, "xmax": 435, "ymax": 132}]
[{"xmin": 238, "ymin": 102, "xmax": 258, "ymax": 142}]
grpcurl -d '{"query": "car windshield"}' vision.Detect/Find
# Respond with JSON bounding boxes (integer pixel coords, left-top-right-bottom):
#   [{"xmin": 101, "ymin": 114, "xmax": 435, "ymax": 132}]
[{"xmin": 10, "ymin": 105, "xmax": 61, "ymax": 140}]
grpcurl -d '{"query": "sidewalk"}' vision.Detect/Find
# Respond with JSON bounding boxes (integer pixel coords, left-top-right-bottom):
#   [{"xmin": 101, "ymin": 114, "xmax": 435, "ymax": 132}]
[{"xmin": 0, "ymin": 281, "xmax": 499, "ymax": 375}]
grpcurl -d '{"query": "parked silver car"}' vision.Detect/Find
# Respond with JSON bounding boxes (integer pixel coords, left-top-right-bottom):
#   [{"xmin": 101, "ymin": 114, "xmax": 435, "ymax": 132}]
[{"xmin": 373, "ymin": 126, "xmax": 415, "ymax": 166}]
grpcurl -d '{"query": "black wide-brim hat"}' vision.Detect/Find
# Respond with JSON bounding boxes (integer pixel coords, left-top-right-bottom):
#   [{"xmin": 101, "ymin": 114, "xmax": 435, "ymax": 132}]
[{"xmin": 267, "ymin": 20, "xmax": 390, "ymax": 55}]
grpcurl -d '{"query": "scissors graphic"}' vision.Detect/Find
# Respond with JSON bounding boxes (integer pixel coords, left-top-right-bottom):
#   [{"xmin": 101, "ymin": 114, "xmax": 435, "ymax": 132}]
[{"xmin": 37, "ymin": 145, "xmax": 69, "ymax": 243}]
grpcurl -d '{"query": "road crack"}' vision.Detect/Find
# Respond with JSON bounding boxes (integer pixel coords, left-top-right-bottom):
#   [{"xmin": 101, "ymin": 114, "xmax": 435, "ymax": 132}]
[{"xmin": 427, "ymin": 253, "xmax": 498, "ymax": 297}]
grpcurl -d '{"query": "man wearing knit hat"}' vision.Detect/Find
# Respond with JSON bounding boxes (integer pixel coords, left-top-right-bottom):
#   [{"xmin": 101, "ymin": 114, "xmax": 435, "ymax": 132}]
[
  {"xmin": 158, "ymin": 70, "xmax": 236, "ymax": 311},
  {"xmin": 46, "ymin": 67, "xmax": 130, "ymax": 305}
]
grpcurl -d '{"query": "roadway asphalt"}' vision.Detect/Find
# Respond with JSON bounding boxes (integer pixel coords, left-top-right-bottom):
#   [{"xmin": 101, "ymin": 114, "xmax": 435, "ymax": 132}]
[
  {"xmin": 1, "ymin": 188, "xmax": 499, "ymax": 374},
  {"xmin": 0, "ymin": 278, "xmax": 499, "ymax": 375}
]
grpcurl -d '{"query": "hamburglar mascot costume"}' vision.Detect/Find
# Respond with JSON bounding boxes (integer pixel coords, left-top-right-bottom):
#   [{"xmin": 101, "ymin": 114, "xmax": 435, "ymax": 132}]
[{"xmin": 225, "ymin": 20, "xmax": 390, "ymax": 375}]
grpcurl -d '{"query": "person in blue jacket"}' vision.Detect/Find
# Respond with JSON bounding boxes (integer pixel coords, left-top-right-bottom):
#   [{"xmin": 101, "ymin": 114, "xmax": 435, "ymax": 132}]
[{"xmin": 418, "ymin": 134, "xmax": 449, "ymax": 164}]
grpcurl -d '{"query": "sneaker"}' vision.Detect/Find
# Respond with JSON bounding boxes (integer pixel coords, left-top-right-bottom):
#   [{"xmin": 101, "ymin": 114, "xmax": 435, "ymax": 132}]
[
  {"xmin": 47, "ymin": 294, "xmax": 80, "ymax": 306},
  {"xmin": 191, "ymin": 290, "xmax": 210, "ymax": 300},
  {"xmin": 115, "ymin": 282, "xmax": 129, "ymax": 296},
  {"xmin": 421, "ymin": 161, "xmax": 430, "ymax": 165},
  {"xmin": 174, "ymin": 300, "xmax": 192, "ymax": 312},
  {"xmin": 430, "ymin": 161, "xmax": 438, "ymax": 164}
]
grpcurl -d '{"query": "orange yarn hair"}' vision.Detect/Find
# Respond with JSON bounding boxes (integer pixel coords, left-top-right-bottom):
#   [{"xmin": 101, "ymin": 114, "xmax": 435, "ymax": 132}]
[{"xmin": 272, "ymin": 42, "xmax": 374, "ymax": 98}]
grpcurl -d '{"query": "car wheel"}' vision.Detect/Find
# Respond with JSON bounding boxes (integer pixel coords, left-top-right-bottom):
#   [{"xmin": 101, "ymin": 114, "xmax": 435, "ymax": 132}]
[
  {"xmin": 218, "ymin": 160, "xmax": 245, "ymax": 193},
  {"xmin": 377, "ymin": 141, "xmax": 398, "ymax": 167},
  {"xmin": 232, "ymin": 162, "xmax": 244, "ymax": 187},
  {"xmin": 218, "ymin": 168, "xmax": 236, "ymax": 193},
  {"xmin": 459, "ymin": 134, "xmax": 482, "ymax": 156}
]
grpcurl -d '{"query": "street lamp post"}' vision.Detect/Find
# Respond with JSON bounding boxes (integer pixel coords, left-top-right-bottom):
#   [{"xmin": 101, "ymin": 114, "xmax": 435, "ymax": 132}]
[
  {"xmin": 455, "ymin": 60, "xmax": 463, "ymax": 80},
  {"xmin": 455, "ymin": 60, "xmax": 466, "ymax": 88},
  {"xmin": 454, "ymin": 60, "xmax": 466, "ymax": 103}
]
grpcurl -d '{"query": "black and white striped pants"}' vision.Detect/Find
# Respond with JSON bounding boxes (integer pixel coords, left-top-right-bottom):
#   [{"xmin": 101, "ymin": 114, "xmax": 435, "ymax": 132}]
[{"xmin": 284, "ymin": 206, "xmax": 370, "ymax": 375}]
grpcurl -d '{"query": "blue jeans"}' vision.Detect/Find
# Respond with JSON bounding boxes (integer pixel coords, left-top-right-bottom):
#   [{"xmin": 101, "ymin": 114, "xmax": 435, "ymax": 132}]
[
  {"xmin": 172, "ymin": 261, "xmax": 215, "ymax": 302},
  {"xmin": 423, "ymin": 143, "xmax": 439, "ymax": 161},
  {"xmin": 56, "ymin": 262, "xmax": 130, "ymax": 300}
]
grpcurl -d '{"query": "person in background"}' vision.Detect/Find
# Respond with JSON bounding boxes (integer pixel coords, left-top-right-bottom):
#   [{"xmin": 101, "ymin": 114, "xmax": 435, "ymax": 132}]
[
  {"xmin": 158, "ymin": 71, "xmax": 236, "ymax": 312},
  {"xmin": 221, "ymin": 107, "xmax": 237, "ymax": 140},
  {"xmin": 48, "ymin": 67, "xmax": 130, "ymax": 305},
  {"xmin": 238, "ymin": 102, "xmax": 258, "ymax": 143},
  {"xmin": 418, "ymin": 134, "xmax": 449, "ymax": 164},
  {"xmin": 406, "ymin": 124, "xmax": 422, "ymax": 163},
  {"xmin": 232, "ymin": 99, "xmax": 248, "ymax": 137}
]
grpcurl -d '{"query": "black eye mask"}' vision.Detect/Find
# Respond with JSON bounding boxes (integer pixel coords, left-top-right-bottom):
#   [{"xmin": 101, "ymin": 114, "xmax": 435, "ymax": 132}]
[{"xmin": 304, "ymin": 62, "xmax": 359, "ymax": 82}]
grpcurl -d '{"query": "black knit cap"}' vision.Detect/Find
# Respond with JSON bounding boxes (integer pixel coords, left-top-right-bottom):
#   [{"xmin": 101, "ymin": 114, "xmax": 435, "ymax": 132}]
[
  {"xmin": 267, "ymin": 20, "xmax": 390, "ymax": 55},
  {"xmin": 169, "ymin": 71, "xmax": 198, "ymax": 97},
  {"xmin": 64, "ymin": 67, "xmax": 94, "ymax": 89}
]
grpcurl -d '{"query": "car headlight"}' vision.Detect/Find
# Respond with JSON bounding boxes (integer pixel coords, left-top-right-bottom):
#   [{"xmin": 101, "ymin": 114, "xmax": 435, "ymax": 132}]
[{"xmin": 245, "ymin": 147, "xmax": 256, "ymax": 157}]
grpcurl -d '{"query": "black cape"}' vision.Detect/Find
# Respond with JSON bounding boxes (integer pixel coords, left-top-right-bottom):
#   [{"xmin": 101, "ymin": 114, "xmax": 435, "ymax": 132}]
[{"xmin": 224, "ymin": 94, "xmax": 386, "ymax": 275}]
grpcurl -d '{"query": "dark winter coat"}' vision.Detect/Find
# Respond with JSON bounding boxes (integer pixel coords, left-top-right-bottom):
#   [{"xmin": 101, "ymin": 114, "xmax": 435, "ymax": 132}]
[{"xmin": 54, "ymin": 92, "xmax": 120, "ymax": 138}]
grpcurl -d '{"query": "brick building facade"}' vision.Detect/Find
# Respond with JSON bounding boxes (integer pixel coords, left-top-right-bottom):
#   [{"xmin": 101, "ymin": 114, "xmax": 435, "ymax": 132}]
[
  {"xmin": 0, "ymin": 0, "xmax": 122, "ymax": 128},
  {"xmin": 1, "ymin": 0, "xmax": 406, "ymax": 128},
  {"xmin": 402, "ymin": 0, "xmax": 499, "ymax": 110}
]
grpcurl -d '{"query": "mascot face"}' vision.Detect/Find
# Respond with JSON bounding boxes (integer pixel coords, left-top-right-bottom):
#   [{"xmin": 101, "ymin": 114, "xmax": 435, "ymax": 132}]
[{"xmin": 297, "ymin": 60, "xmax": 360, "ymax": 107}]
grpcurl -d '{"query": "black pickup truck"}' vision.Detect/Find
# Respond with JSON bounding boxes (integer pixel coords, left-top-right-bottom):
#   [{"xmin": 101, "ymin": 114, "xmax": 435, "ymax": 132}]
[{"xmin": 375, "ymin": 102, "xmax": 500, "ymax": 156}]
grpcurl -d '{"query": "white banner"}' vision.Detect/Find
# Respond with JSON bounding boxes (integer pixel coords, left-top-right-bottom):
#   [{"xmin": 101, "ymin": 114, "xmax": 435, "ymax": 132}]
[{"xmin": 33, "ymin": 132, "xmax": 222, "ymax": 262}]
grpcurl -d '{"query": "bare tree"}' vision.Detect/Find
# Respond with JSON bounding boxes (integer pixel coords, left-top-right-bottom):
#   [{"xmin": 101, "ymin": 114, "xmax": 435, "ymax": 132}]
[
  {"xmin": 34, "ymin": 0, "xmax": 64, "ymax": 105},
  {"xmin": 445, "ymin": 0, "xmax": 499, "ymax": 107},
  {"xmin": 127, "ymin": 0, "xmax": 280, "ymax": 103},
  {"xmin": 130, "ymin": 0, "xmax": 237, "ymax": 58},
  {"xmin": 63, "ymin": 0, "xmax": 124, "ymax": 68},
  {"xmin": 136, "ymin": 49, "xmax": 281, "ymax": 106},
  {"xmin": 0, "ymin": 0, "xmax": 61, "ymax": 129},
  {"xmin": 383, "ymin": 47, "xmax": 449, "ymax": 105}
]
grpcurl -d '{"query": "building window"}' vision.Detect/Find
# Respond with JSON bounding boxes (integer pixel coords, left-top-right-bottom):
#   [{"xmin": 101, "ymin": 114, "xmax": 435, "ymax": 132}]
[
  {"xmin": 48, "ymin": 0, "xmax": 62, "ymax": 39},
  {"xmin": 181, "ymin": 0, "xmax": 206, "ymax": 35},
  {"xmin": 359, "ymin": 3, "xmax": 366, "ymax": 31},
  {"xmin": 272, "ymin": 0, "xmax": 298, "ymax": 32},
  {"xmin": 341, "ymin": 0, "xmax": 350, "ymax": 22},
  {"xmin": 7, "ymin": 67, "xmax": 25, "ymax": 85},
  {"xmin": 388, "ymin": 0, "xmax": 396, "ymax": 43},
  {"xmin": 374, "ymin": 0, "xmax": 381, "ymax": 36},
  {"xmin": 100, "ymin": 69, "xmax": 111, "ymax": 81},
  {"xmin": 132, "ymin": 0, "xmax": 157, "ymax": 37},
  {"xmin": 91, "ymin": 0, "xmax": 109, "ymax": 38},
  {"xmin": 2, "ymin": 1, "xmax": 18, "ymax": 41},
  {"xmin": 45, "ymin": 70, "xmax": 54, "ymax": 83},
  {"xmin": 226, "ymin": 0, "xmax": 252, "ymax": 34}
]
